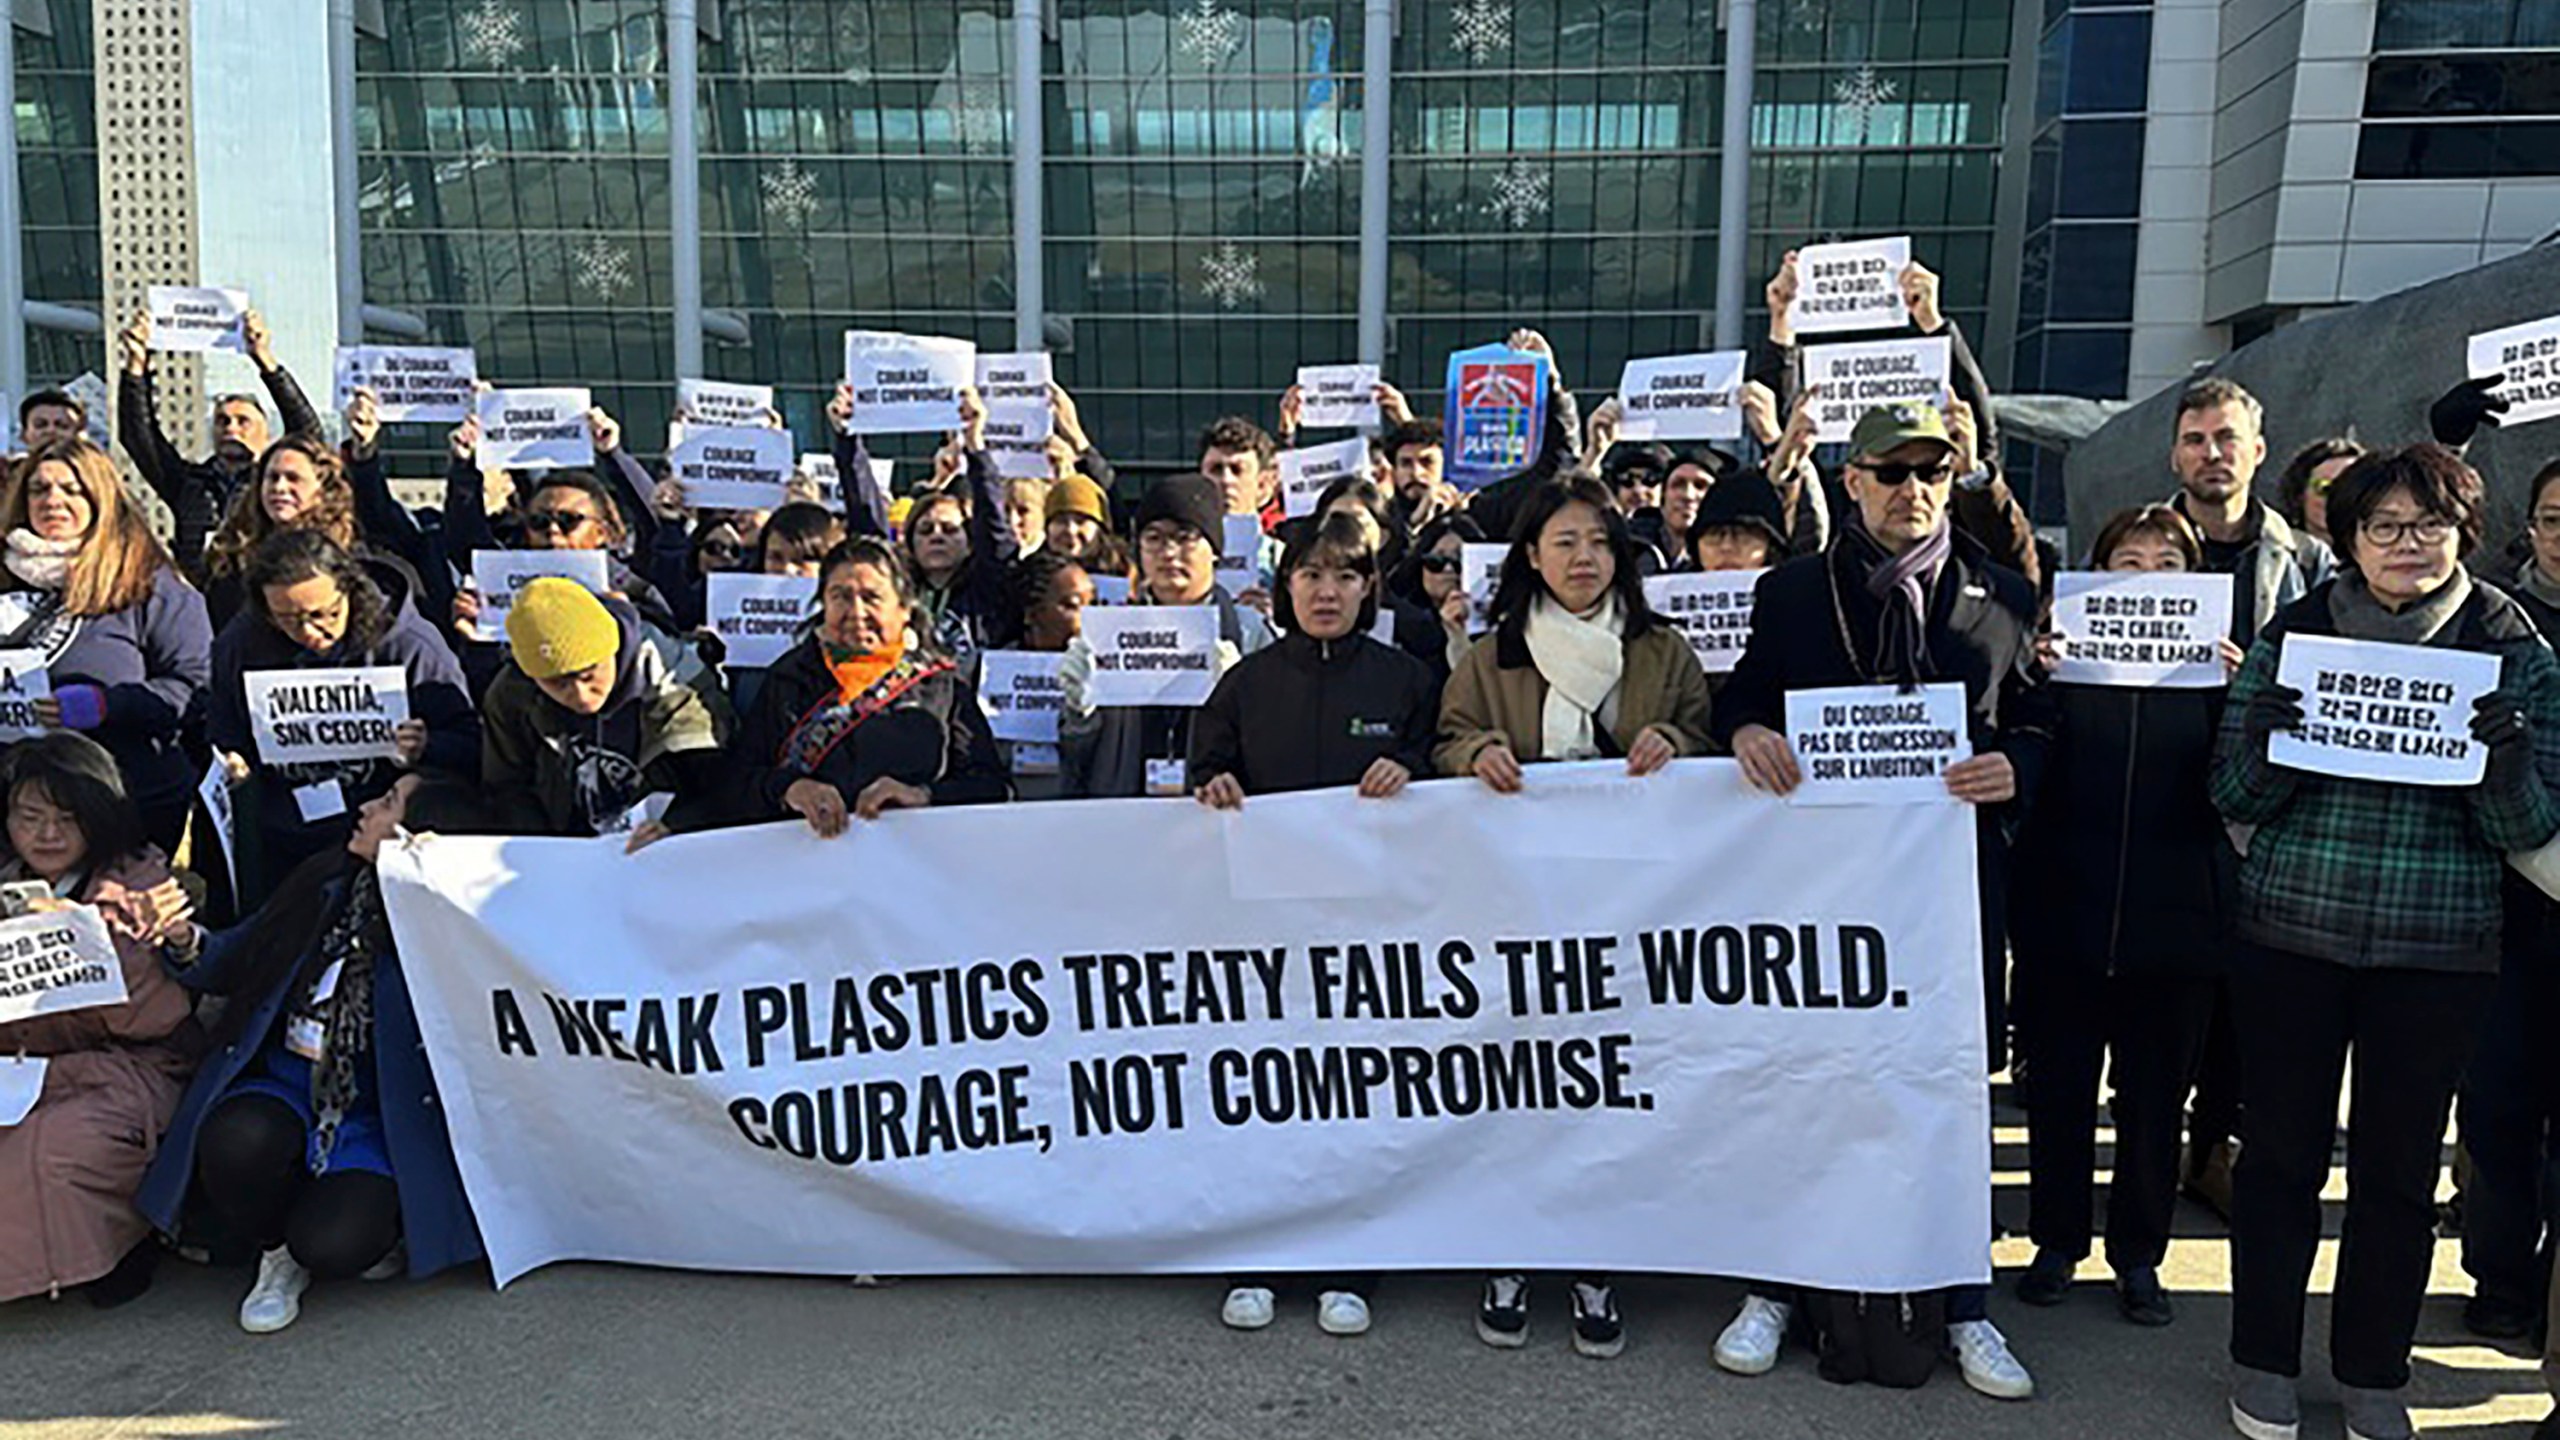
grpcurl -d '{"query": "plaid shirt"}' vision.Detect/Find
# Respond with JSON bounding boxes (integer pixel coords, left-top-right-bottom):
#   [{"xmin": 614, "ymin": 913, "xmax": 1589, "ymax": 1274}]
[{"xmin": 2212, "ymin": 582, "xmax": 2560, "ymax": 973}]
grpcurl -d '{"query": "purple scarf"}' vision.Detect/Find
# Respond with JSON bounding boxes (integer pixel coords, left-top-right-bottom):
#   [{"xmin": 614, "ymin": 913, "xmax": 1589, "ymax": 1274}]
[{"xmin": 1847, "ymin": 513, "xmax": 1952, "ymax": 689}]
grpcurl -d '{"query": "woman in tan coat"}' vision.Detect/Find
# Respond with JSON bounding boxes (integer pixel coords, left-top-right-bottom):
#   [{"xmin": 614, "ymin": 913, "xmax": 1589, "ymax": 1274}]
[
  {"xmin": 0, "ymin": 733, "xmax": 201, "ymax": 1306},
  {"xmin": 1435, "ymin": 475, "xmax": 1711, "ymax": 1359}
]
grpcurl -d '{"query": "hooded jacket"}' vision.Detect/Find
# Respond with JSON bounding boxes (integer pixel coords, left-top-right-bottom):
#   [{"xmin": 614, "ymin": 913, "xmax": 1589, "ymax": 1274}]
[
  {"xmin": 480, "ymin": 597, "xmax": 727, "ymax": 836},
  {"xmin": 1189, "ymin": 629, "xmax": 1441, "ymax": 797}
]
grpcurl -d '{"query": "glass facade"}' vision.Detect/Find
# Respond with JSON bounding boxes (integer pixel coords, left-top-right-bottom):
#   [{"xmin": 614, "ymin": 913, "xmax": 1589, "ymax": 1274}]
[
  {"xmin": 17, "ymin": 0, "xmax": 102, "ymax": 384},
  {"xmin": 2011, "ymin": 1, "xmax": 2147, "ymax": 406}
]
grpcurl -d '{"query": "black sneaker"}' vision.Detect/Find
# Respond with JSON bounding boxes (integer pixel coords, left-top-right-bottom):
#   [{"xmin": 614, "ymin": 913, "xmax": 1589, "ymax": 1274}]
[
  {"xmin": 2116, "ymin": 1266, "xmax": 2173, "ymax": 1327},
  {"xmin": 1570, "ymin": 1280, "xmax": 1624, "ymax": 1358},
  {"xmin": 1475, "ymin": 1273, "xmax": 1528, "ymax": 1349},
  {"xmin": 2015, "ymin": 1249, "xmax": 2074, "ymax": 1307},
  {"xmin": 2463, "ymin": 1294, "xmax": 2536, "ymax": 1341}
]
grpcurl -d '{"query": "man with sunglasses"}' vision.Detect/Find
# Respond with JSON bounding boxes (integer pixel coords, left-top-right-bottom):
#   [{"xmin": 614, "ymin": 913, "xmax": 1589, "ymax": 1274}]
[{"xmin": 1710, "ymin": 401, "xmax": 2054, "ymax": 1401}]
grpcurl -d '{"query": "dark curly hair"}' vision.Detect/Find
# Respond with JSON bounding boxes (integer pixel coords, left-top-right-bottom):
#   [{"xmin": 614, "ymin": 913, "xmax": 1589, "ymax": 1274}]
[{"xmin": 243, "ymin": 529, "xmax": 391, "ymax": 656}]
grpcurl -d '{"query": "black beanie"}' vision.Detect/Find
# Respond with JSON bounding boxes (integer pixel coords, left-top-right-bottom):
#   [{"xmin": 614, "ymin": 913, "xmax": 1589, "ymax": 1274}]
[
  {"xmin": 1134, "ymin": 474, "xmax": 1229, "ymax": 555},
  {"xmin": 1686, "ymin": 465, "xmax": 1791, "ymax": 555}
]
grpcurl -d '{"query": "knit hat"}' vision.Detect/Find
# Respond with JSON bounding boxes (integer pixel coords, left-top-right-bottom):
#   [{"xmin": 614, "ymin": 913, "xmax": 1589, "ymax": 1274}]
[
  {"xmin": 1133, "ymin": 474, "xmax": 1228, "ymax": 555},
  {"xmin": 1686, "ymin": 466, "xmax": 1791, "ymax": 555},
  {"xmin": 1046, "ymin": 473, "xmax": 1110, "ymax": 527},
  {"xmin": 505, "ymin": 577, "xmax": 619, "ymax": 680}
]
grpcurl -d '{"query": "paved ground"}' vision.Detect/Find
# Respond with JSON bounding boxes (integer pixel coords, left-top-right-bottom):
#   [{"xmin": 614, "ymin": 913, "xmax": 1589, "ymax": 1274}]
[{"xmin": 4, "ymin": 1130, "xmax": 2549, "ymax": 1439}]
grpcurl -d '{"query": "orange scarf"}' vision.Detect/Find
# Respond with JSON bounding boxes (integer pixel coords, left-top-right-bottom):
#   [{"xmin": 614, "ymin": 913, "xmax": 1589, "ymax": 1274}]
[{"xmin": 824, "ymin": 635, "xmax": 906, "ymax": 704}]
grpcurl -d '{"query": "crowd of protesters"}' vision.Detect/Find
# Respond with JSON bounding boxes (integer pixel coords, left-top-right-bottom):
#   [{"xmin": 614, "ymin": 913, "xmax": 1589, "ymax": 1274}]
[{"xmin": 0, "ymin": 252, "xmax": 2555, "ymax": 1440}]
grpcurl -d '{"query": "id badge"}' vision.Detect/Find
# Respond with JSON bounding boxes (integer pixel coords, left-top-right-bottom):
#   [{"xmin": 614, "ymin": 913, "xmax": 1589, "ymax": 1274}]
[
  {"xmin": 1145, "ymin": 758, "xmax": 1187, "ymax": 797},
  {"xmin": 285, "ymin": 1015, "xmax": 328, "ymax": 1063},
  {"xmin": 294, "ymin": 780, "xmax": 347, "ymax": 822}
]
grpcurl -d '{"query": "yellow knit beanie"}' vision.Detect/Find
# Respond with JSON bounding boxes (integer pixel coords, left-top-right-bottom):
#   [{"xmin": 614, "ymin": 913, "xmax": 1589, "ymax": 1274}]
[{"xmin": 505, "ymin": 577, "xmax": 618, "ymax": 680}]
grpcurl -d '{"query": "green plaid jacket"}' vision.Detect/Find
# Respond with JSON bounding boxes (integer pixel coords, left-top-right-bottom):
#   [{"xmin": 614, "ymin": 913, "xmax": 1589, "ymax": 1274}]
[{"xmin": 2212, "ymin": 580, "xmax": 2560, "ymax": 973}]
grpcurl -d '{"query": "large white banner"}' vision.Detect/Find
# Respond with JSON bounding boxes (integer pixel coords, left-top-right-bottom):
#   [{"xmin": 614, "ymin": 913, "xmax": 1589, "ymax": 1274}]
[{"xmin": 379, "ymin": 763, "xmax": 1992, "ymax": 1290}]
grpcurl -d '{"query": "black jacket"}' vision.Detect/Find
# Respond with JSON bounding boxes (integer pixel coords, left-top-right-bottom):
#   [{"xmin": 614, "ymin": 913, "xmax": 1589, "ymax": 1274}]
[
  {"xmin": 120, "ymin": 359, "xmax": 321, "ymax": 578},
  {"xmin": 2009, "ymin": 684, "xmax": 2235, "ymax": 978},
  {"xmin": 731, "ymin": 636, "xmax": 1012, "ymax": 819},
  {"xmin": 1188, "ymin": 630, "xmax": 1440, "ymax": 797}
]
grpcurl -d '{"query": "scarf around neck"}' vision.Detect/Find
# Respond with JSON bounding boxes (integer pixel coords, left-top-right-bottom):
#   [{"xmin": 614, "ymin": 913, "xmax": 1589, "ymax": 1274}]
[
  {"xmin": 2329, "ymin": 566, "xmax": 2471, "ymax": 648},
  {"xmin": 1845, "ymin": 513, "xmax": 1952, "ymax": 689},
  {"xmin": 4, "ymin": 528, "xmax": 80, "ymax": 591},
  {"xmin": 825, "ymin": 631, "xmax": 909, "ymax": 705},
  {"xmin": 1523, "ymin": 592, "xmax": 1626, "ymax": 761}
]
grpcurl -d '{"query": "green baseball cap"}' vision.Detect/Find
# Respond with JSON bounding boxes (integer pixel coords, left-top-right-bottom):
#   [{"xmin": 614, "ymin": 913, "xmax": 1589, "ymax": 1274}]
[{"xmin": 1848, "ymin": 401, "xmax": 1957, "ymax": 463}]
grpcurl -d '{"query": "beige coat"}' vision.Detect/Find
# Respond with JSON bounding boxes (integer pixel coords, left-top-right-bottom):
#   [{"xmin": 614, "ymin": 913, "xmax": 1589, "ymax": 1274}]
[
  {"xmin": 0, "ymin": 855, "xmax": 199, "ymax": 1301},
  {"xmin": 1434, "ymin": 624, "xmax": 1714, "ymax": 775}
]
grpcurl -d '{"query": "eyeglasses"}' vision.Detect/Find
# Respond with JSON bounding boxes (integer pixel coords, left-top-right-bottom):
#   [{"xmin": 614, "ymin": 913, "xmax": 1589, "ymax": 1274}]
[
  {"xmin": 1139, "ymin": 527, "xmax": 1206, "ymax": 553},
  {"xmin": 1417, "ymin": 554, "xmax": 1461, "ymax": 573},
  {"xmin": 1850, "ymin": 459, "xmax": 1954, "ymax": 488},
  {"xmin": 524, "ymin": 510, "xmax": 595, "ymax": 537},
  {"xmin": 2531, "ymin": 511, "xmax": 2560, "ymax": 537},
  {"xmin": 2358, "ymin": 516, "xmax": 2455, "ymax": 549}
]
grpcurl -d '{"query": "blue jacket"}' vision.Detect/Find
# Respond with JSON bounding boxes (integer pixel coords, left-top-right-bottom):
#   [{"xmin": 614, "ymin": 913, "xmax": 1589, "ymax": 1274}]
[
  {"xmin": 135, "ymin": 873, "xmax": 484, "ymax": 1280},
  {"xmin": 13, "ymin": 564, "xmax": 214, "ymax": 815}
]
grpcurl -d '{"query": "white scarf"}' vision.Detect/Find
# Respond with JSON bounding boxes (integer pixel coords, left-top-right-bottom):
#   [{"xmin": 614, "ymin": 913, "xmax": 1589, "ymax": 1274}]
[
  {"xmin": 1524, "ymin": 592, "xmax": 1625, "ymax": 761},
  {"xmin": 4, "ymin": 529, "xmax": 78, "ymax": 591}
]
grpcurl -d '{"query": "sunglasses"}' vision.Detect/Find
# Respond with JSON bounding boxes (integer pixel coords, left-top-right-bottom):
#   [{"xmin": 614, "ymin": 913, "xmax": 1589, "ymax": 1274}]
[
  {"xmin": 1852, "ymin": 459, "xmax": 1954, "ymax": 488},
  {"xmin": 1418, "ymin": 554, "xmax": 1461, "ymax": 573},
  {"xmin": 524, "ymin": 510, "xmax": 595, "ymax": 537}
]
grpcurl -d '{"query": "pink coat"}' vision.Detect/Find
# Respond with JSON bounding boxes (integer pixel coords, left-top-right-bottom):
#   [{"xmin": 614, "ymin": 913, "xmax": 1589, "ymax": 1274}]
[{"xmin": 0, "ymin": 854, "xmax": 200, "ymax": 1301}]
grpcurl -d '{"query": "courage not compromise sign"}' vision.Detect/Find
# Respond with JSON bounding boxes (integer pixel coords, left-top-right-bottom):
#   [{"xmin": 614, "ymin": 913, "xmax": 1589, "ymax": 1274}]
[{"xmin": 379, "ymin": 761, "xmax": 1992, "ymax": 1292}]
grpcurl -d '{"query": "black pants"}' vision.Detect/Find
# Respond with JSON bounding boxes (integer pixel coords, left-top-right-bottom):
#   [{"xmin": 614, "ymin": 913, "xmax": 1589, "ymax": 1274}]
[
  {"xmin": 2228, "ymin": 943, "xmax": 2494, "ymax": 1388},
  {"xmin": 2021, "ymin": 966, "xmax": 2219, "ymax": 1269},
  {"xmin": 2187, "ymin": 984, "xmax": 2243, "ymax": 1157},
  {"xmin": 2457, "ymin": 890, "xmax": 2560, "ymax": 1314},
  {"xmin": 194, "ymin": 1093, "xmax": 403, "ymax": 1281}
]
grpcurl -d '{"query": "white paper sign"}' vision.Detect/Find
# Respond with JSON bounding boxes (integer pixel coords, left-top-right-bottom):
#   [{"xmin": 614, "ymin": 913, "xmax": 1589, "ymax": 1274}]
[
  {"xmin": 844, "ymin": 331, "xmax": 976, "ymax": 434},
  {"xmin": 475, "ymin": 388, "xmax": 595, "ymax": 472},
  {"xmin": 0, "ymin": 906, "xmax": 127, "ymax": 1026},
  {"xmin": 796, "ymin": 453, "xmax": 890, "ymax": 515},
  {"xmin": 63, "ymin": 372, "xmax": 111, "ymax": 450},
  {"xmin": 1643, "ymin": 571, "xmax": 1761, "ymax": 675},
  {"xmin": 1090, "ymin": 574, "xmax": 1132, "ymax": 606},
  {"xmin": 676, "ymin": 378, "xmax": 775, "ymax": 430},
  {"xmin": 2051, "ymin": 573, "xmax": 2234, "ymax": 689},
  {"xmin": 1296, "ymin": 364, "xmax": 1380, "ymax": 431},
  {"xmin": 0, "ymin": 1055, "xmax": 43, "ymax": 1126},
  {"xmin": 974, "ymin": 351, "xmax": 1053, "ymax": 405},
  {"xmin": 2269, "ymin": 634, "xmax": 2500, "ymax": 786},
  {"xmin": 706, "ymin": 572, "xmax": 816, "ymax": 671},
  {"xmin": 2468, "ymin": 313, "xmax": 2560, "ymax": 429},
  {"xmin": 1790, "ymin": 237, "xmax": 1913, "ymax": 335},
  {"xmin": 334, "ymin": 346, "xmax": 478, "ymax": 424},
  {"xmin": 1278, "ymin": 437, "xmax": 1371, "ymax": 519},
  {"xmin": 978, "ymin": 650, "xmax": 1066, "ymax": 745},
  {"xmin": 981, "ymin": 400, "xmax": 1058, "ymax": 481},
  {"xmin": 1461, "ymin": 542, "xmax": 1508, "ymax": 635},
  {"xmin": 1213, "ymin": 516, "xmax": 1265, "ymax": 597},
  {"xmin": 1082, "ymin": 606, "xmax": 1222, "ymax": 708},
  {"xmin": 1616, "ymin": 352, "xmax": 1748, "ymax": 442},
  {"xmin": 1801, "ymin": 337, "xmax": 1954, "ymax": 445},
  {"xmin": 146, "ymin": 285, "xmax": 248, "ymax": 354},
  {"xmin": 669, "ymin": 423, "xmax": 794, "ymax": 511},
  {"xmin": 1785, "ymin": 682, "xmax": 1972, "ymax": 806},
  {"xmin": 198, "ymin": 755, "xmax": 237, "ymax": 902},
  {"xmin": 0, "ymin": 648, "xmax": 51, "ymax": 741},
  {"xmin": 471, "ymin": 549, "xmax": 612, "ymax": 634},
  {"xmin": 244, "ymin": 665, "xmax": 411, "ymax": 767}
]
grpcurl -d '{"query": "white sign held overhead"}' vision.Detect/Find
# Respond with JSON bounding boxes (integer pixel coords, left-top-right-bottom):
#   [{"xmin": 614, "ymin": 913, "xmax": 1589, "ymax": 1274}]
[
  {"xmin": 705, "ymin": 572, "xmax": 817, "ymax": 671},
  {"xmin": 244, "ymin": 666, "xmax": 411, "ymax": 767},
  {"xmin": 676, "ymin": 377, "xmax": 775, "ymax": 429},
  {"xmin": 2269, "ymin": 633, "xmax": 2501, "ymax": 787},
  {"xmin": 669, "ymin": 423, "xmax": 794, "ymax": 511},
  {"xmin": 146, "ymin": 285, "xmax": 248, "ymax": 354},
  {"xmin": 1278, "ymin": 437, "xmax": 1371, "ymax": 519},
  {"xmin": 1800, "ymin": 337, "xmax": 1953, "ymax": 445},
  {"xmin": 1642, "ymin": 571, "xmax": 1761, "ymax": 675},
  {"xmin": 1616, "ymin": 352, "xmax": 1748, "ymax": 441},
  {"xmin": 470, "ymin": 549, "xmax": 612, "ymax": 636},
  {"xmin": 1081, "ymin": 605, "xmax": 1223, "ymax": 709},
  {"xmin": 1295, "ymin": 364, "xmax": 1381, "ymax": 431},
  {"xmin": 844, "ymin": 331, "xmax": 977, "ymax": 434},
  {"xmin": 1790, "ymin": 236, "xmax": 1912, "ymax": 335},
  {"xmin": 2050, "ymin": 572, "xmax": 2234, "ymax": 689},
  {"xmin": 475, "ymin": 388, "xmax": 595, "ymax": 472},
  {"xmin": 2468, "ymin": 313, "xmax": 2560, "ymax": 428},
  {"xmin": 1784, "ymin": 682, "xmax": 1972, "ymax": 806},
  {"xmin": 334, "ymin": 346, "xmax": 479, "ymax": 424},
  {"xmin": 980, "ymin": 401, "xmax": 1059, "ymax": 481},
  {"xmin": 974, "ymin": 352, "xmax": 1053, "ymax": 405}
]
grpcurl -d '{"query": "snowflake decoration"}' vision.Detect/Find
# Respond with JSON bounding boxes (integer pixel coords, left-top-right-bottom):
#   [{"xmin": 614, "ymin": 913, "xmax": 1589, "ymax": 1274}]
[
  {"xmin": 1833, "ymin": 65, "xmax": 1899, "ymax": 142},
  {"xmin": 570, "ymin": 233, "xmax": 635, "ymax": 299},
  {"xmin": 843, "ymin": 64, "xmax": 876, "ymax": 87},
  {"xmin": 759, "ymin": 159, "xmax": 818, "ymax": 229},
  {"xmin": 2019, "ymin": 239, "xmax": 2053, "ymax": 298},
  {"xmin": 1198, "ymin": 242, "xmax": 1264, "ymax": 309},
  {"xmin": 457, "ymin": 0, "xmax": 526, "ymax": 67},
  {"xmin": 1485, "ymin": 161, "xmax": 1551, "ymax": 230},
  {"xmin": 1450, "ymin": 0, "xmax": 1513, "ymax": 64},
  {"xmin": 1177, "ymin": 0, "xmax": 1245, "ymax": 68}
]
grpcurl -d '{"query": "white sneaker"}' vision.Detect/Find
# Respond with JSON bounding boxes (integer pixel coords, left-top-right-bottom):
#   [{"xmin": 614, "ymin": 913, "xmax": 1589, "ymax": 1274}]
[
  {"xmin": 1950, "ymin": 1318, "xmax": 2035, "ymax": 1400},
  {"xmin": 1714, "ymin": 1295, "xmax": 1791, "ymax": 1375},
  {"xmin": 239, "ymin": 1246, "xmax": 311, "ymax": 1334},
  {"xmin": 1221, "ymin": 1285, "xmax": 1276, "ymax": 1330},
  {"xmin": 359, "ymin": 1245, "xmax": 405, "ymax": 1282},
  {"xmin": 1317, "ymin": 1290, "xmax": 1371, "ymax": 1336}
]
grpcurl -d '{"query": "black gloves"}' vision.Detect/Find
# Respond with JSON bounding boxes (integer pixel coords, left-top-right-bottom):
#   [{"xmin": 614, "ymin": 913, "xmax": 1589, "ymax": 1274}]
[
  {"xmin": 2430, "ymin": 375, "xmax": 2511, "ymax": 450},
  {"xmin": 2244, "ymin": 682, "xmax": 2306, "ymax": 744},
  {"xmin": 2473, "ymin": 692, "xmax": 2537, "ymax": 793}
]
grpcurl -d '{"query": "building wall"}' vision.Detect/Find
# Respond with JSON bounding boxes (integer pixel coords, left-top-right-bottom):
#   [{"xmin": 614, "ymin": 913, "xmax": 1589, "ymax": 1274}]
[{"xmin": 17, "ymin": 0, "xmax": 102, "ymax": 384}]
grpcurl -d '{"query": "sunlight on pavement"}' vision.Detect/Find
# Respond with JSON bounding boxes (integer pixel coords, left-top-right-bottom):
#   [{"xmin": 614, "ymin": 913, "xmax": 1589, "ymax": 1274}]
[{"xmin": 0, "ymin": 1418, "xmax": 281, "ymax": 1439}]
